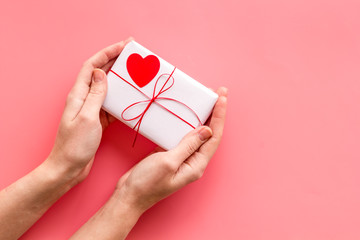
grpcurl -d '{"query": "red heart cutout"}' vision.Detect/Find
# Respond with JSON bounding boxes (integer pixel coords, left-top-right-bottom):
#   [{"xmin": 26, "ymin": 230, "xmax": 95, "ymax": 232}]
[{"xmin": 126, "ymin": 53, "xmax": 160, "ymax": 88}]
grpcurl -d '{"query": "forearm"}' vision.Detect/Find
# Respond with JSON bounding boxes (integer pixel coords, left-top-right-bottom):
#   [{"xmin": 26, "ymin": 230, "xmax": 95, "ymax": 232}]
[
  {"xmin": 70, "ymin": 189, "xmax": 143, "ymax": 240},
  {"xmin": 0, "ymin": 159, "xmax": 76, "ymax": 240}
]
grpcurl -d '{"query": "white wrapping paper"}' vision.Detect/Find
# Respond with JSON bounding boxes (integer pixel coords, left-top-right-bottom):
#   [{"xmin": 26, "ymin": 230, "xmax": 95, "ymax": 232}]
[{"xmin": 103, "ymin": 41, "xmax": 218, "ymax": 150}]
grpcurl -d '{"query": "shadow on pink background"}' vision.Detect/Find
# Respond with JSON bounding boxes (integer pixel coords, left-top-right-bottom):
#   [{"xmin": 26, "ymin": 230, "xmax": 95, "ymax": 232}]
[{"xmin": 0, "ymin": 0, "xmax": 360, "ymax": 239}]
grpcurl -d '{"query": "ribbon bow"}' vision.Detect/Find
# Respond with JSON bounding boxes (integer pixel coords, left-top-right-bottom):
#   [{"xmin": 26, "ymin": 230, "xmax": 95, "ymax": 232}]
[{"xmin": 109, "ymin": 67, "xmax": 202, "ymax": 147}]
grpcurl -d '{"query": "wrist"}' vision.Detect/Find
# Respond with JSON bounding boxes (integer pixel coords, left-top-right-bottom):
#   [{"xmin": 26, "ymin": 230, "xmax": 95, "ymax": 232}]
[
  {"xmin": 111, "ymin": 188, "xmax": 146, "ymax": 219},
  {"xmin": 40, "ymin": 157, "xmax": 81, "ymax": 190},
  {"xmin": 69, "ymin": 186, "xmax": 143, "ymax": 240}
]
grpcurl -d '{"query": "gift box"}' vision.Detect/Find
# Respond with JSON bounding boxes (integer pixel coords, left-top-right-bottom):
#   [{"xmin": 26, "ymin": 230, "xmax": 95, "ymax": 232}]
[{"xmin": 102, "ymin": 41, "xmax": 218, "ymax": 150}]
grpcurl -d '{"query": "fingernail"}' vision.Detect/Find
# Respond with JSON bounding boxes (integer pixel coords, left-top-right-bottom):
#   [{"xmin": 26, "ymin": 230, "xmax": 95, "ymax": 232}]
[
  {"xmin": 93, "ymin": 69, "xmax": 104, "ymax": 82},
  {"xmin": 198, "ymin": 126, "xmax": 212, "ymax": 141}
]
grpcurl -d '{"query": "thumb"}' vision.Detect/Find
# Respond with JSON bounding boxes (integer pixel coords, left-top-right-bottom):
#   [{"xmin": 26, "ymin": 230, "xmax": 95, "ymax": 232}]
[
  {"xmin": 79, "ymin": 69, "xmax": 107, "ymax": 120},
  {"xmin": 170, "ymin": 126, "xmax": 213, "ymax": 165}
]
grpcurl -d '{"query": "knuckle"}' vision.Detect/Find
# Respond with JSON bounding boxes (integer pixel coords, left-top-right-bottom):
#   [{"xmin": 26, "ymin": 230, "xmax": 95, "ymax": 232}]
[
  {"xmin": 161, "ymin": 159, "xmax": 176, "ymax": 171},
  {"xmin": 82, "ymin": 59, "xmax": 91, "ymax": 68},
  {"xmin": 189, "ymin": 170, "xmax": 204, "ymax": 182},
  {"xmin": 66, "ymin": 92, "xmax": 76, "ymax": 105},
  {"xmin": 66, "ymin": 91, "xmax": 85, "ymax": 105},
  {"xmin": 185, "ymin": 142, "xmax": 199, "ymax": 156},
  {"xmin": 62, "ymin": 120, "xmax": 73, "ymax": 130},
  {"xmin": 89, "ymin": 86, "xmax": 104, "ymax": 95},
  {"xmin": 77, "ymin": 112, "xmax": 92, "ymax": 123}
]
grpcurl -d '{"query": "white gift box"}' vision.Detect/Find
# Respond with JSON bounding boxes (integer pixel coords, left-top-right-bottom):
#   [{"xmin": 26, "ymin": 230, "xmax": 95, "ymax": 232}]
[{"xmin": 102, "ymin": 41, "xmax": 218, "ymax": 150}]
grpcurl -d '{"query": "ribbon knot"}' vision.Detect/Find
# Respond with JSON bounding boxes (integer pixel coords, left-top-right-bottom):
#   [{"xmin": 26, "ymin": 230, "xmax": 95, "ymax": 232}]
[{"xmin": 110, "ymin": 67, "xmax": 202, "ymax": 147}]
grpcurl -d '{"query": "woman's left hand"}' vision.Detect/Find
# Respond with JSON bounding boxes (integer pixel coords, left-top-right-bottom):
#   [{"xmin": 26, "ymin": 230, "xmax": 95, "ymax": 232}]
[{"xmin": 47, "ymin": 39, "xmax": 132, "ymax": 185}]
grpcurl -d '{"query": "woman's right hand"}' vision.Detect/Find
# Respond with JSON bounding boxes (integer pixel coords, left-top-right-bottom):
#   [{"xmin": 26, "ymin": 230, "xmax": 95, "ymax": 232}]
[{"xmin": 114, "ymin": 87, "xmax": 228, "ymax": 213}]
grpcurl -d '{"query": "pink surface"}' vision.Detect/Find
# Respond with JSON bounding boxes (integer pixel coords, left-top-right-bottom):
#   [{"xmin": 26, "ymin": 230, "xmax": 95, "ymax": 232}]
[{"xmin": 0, "ymin": 0, "xmax": 360, "ymax": 239}]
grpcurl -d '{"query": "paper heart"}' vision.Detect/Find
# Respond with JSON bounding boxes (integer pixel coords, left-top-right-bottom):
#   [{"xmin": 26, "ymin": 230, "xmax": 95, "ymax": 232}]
[{"xmin": 126, "ymin": 53, "xmax": 160, "ymax": 88}]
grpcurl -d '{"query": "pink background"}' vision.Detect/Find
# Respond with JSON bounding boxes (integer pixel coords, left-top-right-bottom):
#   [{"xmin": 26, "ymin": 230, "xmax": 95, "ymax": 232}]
[{"xmin": 0, "ymin": 0, "xmax": 360, "ymax": 239}]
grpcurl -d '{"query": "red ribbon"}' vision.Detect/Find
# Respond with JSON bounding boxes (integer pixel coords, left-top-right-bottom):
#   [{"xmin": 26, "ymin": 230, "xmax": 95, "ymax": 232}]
[{"xmin": 109, "ymin": 67, "xmax": 202, "ymax": 146}]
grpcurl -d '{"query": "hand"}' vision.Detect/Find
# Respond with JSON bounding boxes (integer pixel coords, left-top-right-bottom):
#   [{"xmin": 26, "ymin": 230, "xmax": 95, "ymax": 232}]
[
  {"xmin": 46, "ymin": 38, "xmax": 132, "ymax": 185},
  {"xmin": 114, "ymin": 87, "xmax": 228, "ymax": 213}
]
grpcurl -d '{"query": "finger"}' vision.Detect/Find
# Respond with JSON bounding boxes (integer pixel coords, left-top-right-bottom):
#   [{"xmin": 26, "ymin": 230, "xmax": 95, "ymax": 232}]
[
  {"xmin": 100, "ymin": 108, "xmax": 118, "ymax": 130},
  {"xmin": 217, "ymin": 86, "xmax": 228, "ymax": 97},
  {"xmin": 206, "ymin": 87, "xmax": 227, "ymax": 126},
  {"xmin": 204, "ymin": 87, "xmax": 227, "ymax": 125},
  {"xmin": 78, "ymin": 38, "xmax": 133, "ymax": 86},
  {"xmin": 103, "ymin": 112, "xmax": 117, "ymax": 125},
  {"xmin": 101, "ymin": 59, "xmax": 116, "ymax": 73},
  {"xmin": 174, "ymin": 88, "xmax": 228, "ymax": 185},
  {"xmin": 107, "ymin": 113, "xmax": 116, "ymax": 123},
  {"xmin": 198, "ymin": 87, "xmax": 228, "ymax": 158},
  {"xmin": 208, "ymin": 87, "xmax": 228, "ymax": 135},
  {"xmin": 169, "ymin": 126, "xmax": 213, "ymax": 166},
  {"xmin": 100, "ymin": 110, "xmax": 109, "ymax": 131},
  {"xmin": 64, "ymin": 38, "xmax": 133, "ymax": 120},
  {"xmin": 77, "ymin": 69, "xmax": 107, "ymax": 121}
]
